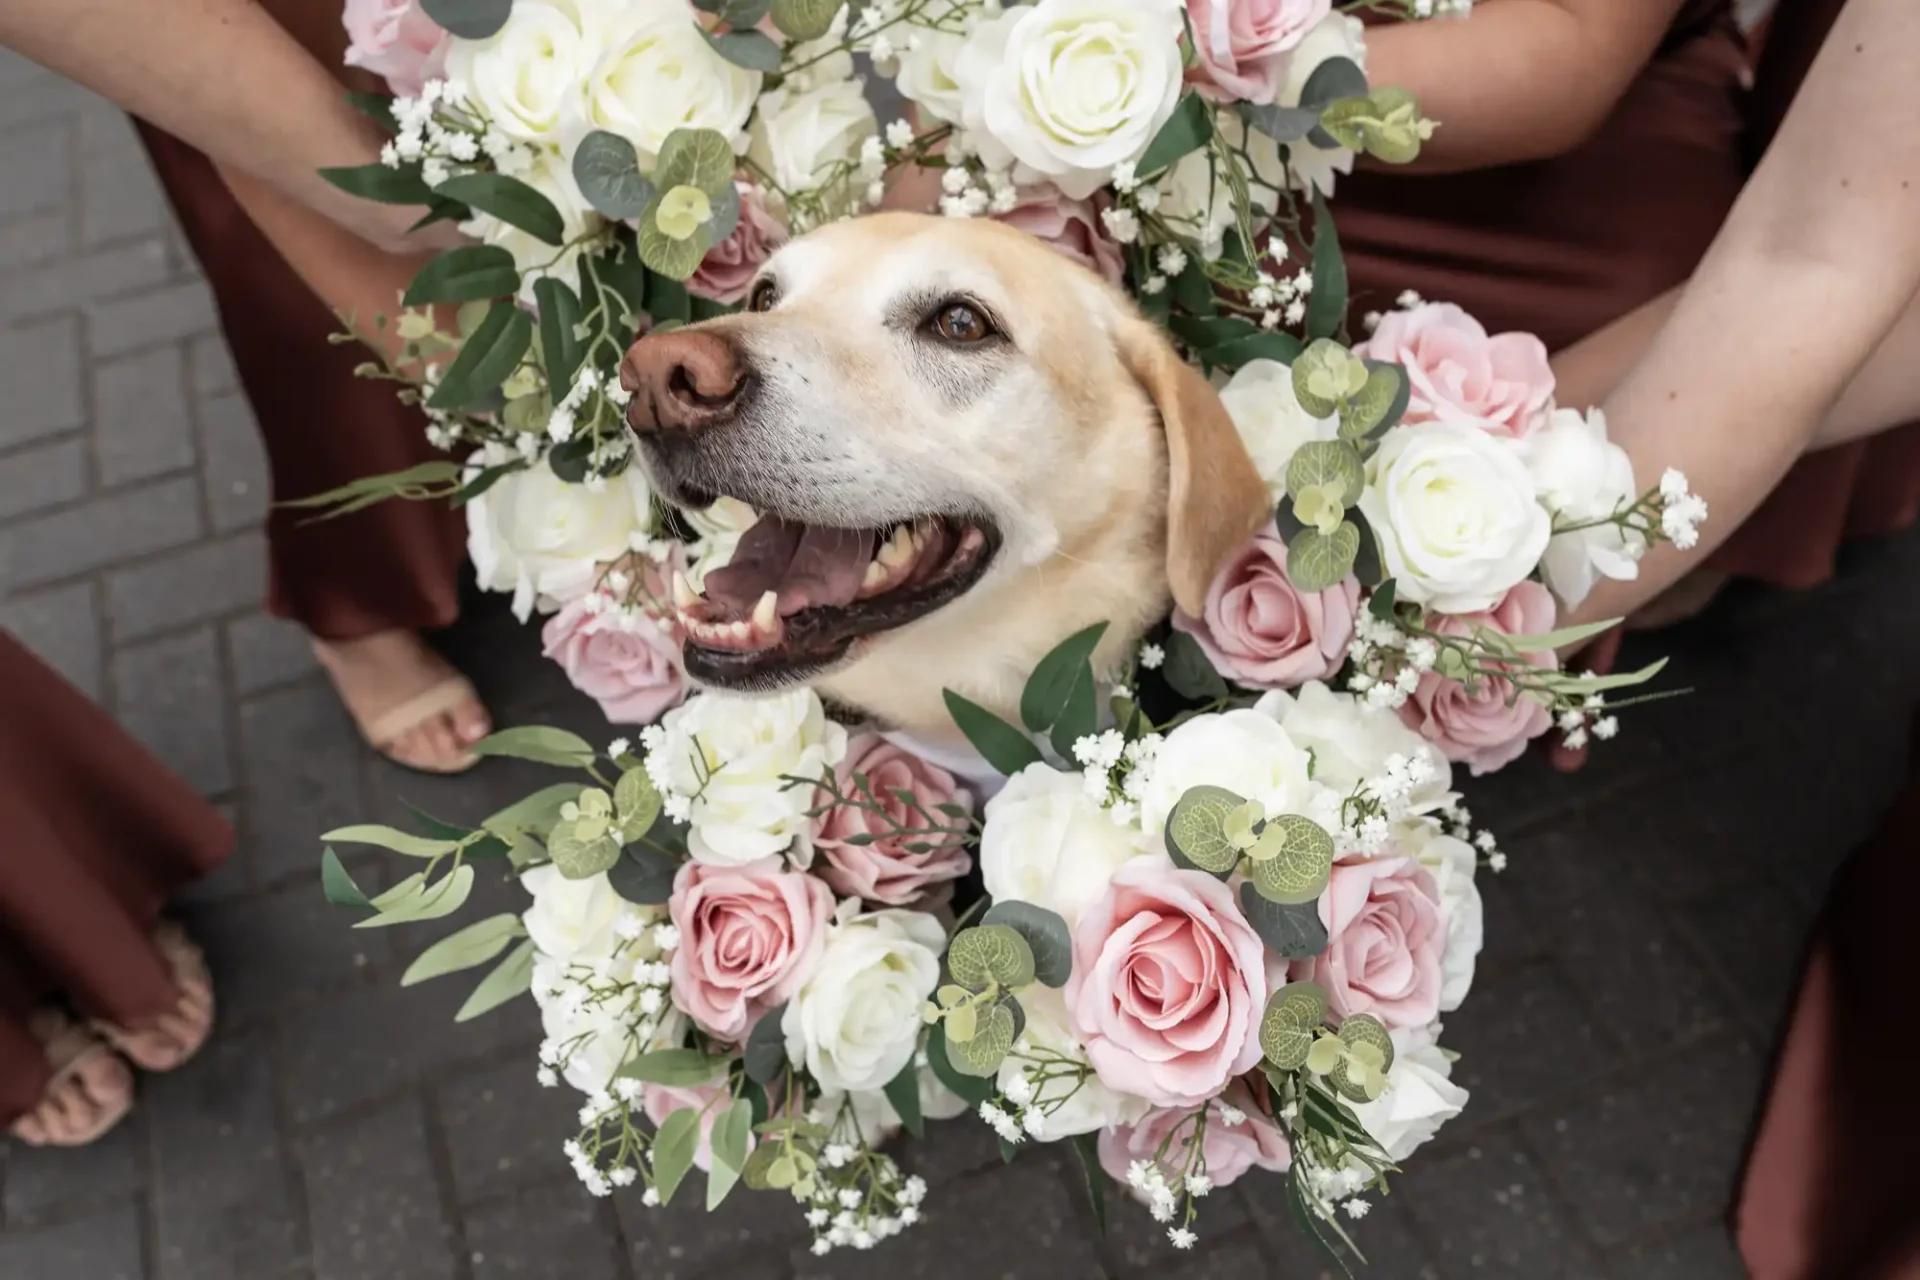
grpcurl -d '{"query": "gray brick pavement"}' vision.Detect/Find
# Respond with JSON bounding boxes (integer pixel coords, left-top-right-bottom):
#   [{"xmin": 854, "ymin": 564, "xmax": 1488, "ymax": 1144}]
[{"xmin": 3, "ymin": 43, "xmax": 1914, "ymax": 1280}]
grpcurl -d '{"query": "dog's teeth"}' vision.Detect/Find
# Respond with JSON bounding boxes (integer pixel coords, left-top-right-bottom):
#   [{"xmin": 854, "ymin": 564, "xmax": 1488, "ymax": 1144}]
[
  {"xmin": 671, "ymin": 570, "xmax": 699, "ymax": 611},
  {"xmin": 862, "ymin": 559, "xmax": 888, "ymax": 589},
  {"xmin": 959, "ymin": 525, "xmax": 986, "ymax": 552},
  {"xmin": 751, "ymin": 590, "xmax": 778, "ymax": 632},
  {"xmin": 878, "ymin": 526, "xmax": 915, "ymax": 568},
  {"xmin": 730, "ymin": 620, "xmax": 751, "ymax": 640}
]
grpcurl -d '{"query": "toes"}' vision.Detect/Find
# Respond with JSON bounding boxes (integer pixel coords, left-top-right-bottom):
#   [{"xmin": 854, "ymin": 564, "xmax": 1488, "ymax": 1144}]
[
  {"xmin": 386, "ymin": 724, "xmax": 441, "ymax": 771},
  {"xmin": 455, "ymin": 704, "xmax": 492, "ymax": 747}
]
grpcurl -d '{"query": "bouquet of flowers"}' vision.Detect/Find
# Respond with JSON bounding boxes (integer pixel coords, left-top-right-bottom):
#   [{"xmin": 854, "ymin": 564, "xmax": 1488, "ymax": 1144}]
[{"xmin": 311, "ymin": 0, "xmax": 1715, "ymax": 1264}]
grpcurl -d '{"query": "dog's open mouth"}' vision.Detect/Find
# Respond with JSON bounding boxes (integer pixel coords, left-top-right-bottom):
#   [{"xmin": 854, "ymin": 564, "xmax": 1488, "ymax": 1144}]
[{"xmin": 672, "ymin": 512, "xmax": 1001, "ymax": 684}]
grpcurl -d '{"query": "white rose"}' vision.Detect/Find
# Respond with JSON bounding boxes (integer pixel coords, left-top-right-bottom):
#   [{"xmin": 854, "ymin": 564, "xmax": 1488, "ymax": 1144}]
[
  {"xmin": 890, "ymin": 16, "xmax": 970, "ymax": 126},
  {"xmin": 467, "ymin": 457, "xmax": 655, "ymax": 621},
  {"xmin": 1523, "ymin": 406, "xmax": 1643, "ymax": 609},
  {"xmin": 1217, "ymin": 358, "xmax": 1339, "ymax": 497},
  {"xmin": 1136, "ymin": 709, "xmax": 1318, "ymax": 842},
  {"xmin": 815, "ymin": 1067, "xmax": 970, "ymax": 1145},
  {"xmin": 1346, "ymin": 1022, "xmax": 1468, "ymax": 1162},
  {"xmin": 1358, "ymin": 423, "xmax": 1552, "ymax": 615},
  {"xmin": 684, "ymin": 498, "xmax": 759, "ymax": 590},
  {"xmin": 656, "ymin": 689, "xmax": 849, "ymax": 866},
  {"xmin": 1401, "ymin": 825, "xmax": 1482, "ymax": 1012},
  {"xmin": 981, "ymin": 764, "xmax": 1153, "ymax": 930},
  {"xmin": 1270, "ymin": 13, "xmax": 1367, "ymax": 197},
  {"xmin": 1257, "ymin": 682, "xmax": 1453, "ymax": 813},
  {"xmin": 520, "ymin": 863, "xmax": 625, "ymax": 960},
  {"xmin": 540, "ymin": 990, "xmax": 640, "ymax": 1092},
  {"xmin": 996, "ymin": 986, "xmax": 1149, "ymax": 1136},
  {"xmin": 443, "ymin": 0, "xmax": 610, "ymax": 144},
  {"xmin": 749, "ymin": 74, "xmax": 878, "ymax": 199},
  {"xmin": 472, "ymin": 146, "xmax": 602, "ymax": 306},
  {"xmin": 564, "ymin": 8, "xmax": 761, "ymax": 170},
  {"xmin": 783, "ymin": 908, "xmax": 945, "ymax": 1093},
  {"xmin": 955, "ymin": 0, "xmax": 1185, "ymax": 200}
]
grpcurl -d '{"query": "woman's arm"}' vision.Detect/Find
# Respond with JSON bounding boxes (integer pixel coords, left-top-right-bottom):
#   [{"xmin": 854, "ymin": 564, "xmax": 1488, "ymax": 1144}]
[
  {"xmin": 1561, "ymin": 0, "xmax": 1920, "ymax": 626},
  {"xmin": 0, "ymin": 0, "xmax": 445, "ymax": 254},
  {"xmin": 1361, "ymin": 0, "xmax": 1690, "ymax": 172}
]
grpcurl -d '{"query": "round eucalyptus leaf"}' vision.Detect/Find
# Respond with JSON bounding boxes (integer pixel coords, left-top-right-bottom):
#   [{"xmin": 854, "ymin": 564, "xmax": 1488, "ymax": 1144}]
[
  {"xmin": 742, "ymin": 1141, "xmax": 786, "ymax": 1190},
  {"xmin": 571, "ymin": 130, "xmax": 656, "ymax": 220},
  {"xmin": 981, "ymin": 901, "xmax": 1073, "ymax": 988},
  {"xmin": 1259, "ymin": 981, "xmax": 1330, "ymax": 1071},
  {"xmin": 1284, "ymin": 521, "xmax": 1361, "ymax": 593},
  {"xmin": 421, "ymin": 0, "xmax": 512, "ymax": 39},
  {"xmin": 944, "ymin": 1001, "xmax": 1016, "ymax": 1077},
  {"xmin": 1329, "ymin": 1013, "xmax": 1396, "ymax": 1103},
  {"xmin": 549, "ymin": 823, "xmax": 622, "ymax": 880},
  {"xmin": 1164, "ymin": 785, "xmax": 1248, "ymax": 875},
  {"xmin": 1284, "ymin": 440, "xmax": 1365, "ymax": 507},
  {"xmin": 1246, "ymin": 814, "xmax": 1335, "ymax": 905},
  {"xmin": 637, "ymin": 200, "xmax": 713, "ymax": 281},
  {"xmin": 948, "ymin": 924, "xmax": 1036, "ymax": 993},
  {"xmin": 614, "ymin": 767, "xmax": 663, "ymax": 843},
  {"xmin": 771, "ymin": 0, "xmax": 843, "ymax": 39},
  {"xmin": 655, "ymin": 128, "xmax": 738, "ymax": 197},
  {"xmin": 1341, "ymin": 361, "xmax": 1409, "ymax": 439}
]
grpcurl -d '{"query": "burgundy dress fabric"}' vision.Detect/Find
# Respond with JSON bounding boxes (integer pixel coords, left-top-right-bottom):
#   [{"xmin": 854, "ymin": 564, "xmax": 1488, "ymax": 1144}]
[
  {"xmin": 1339, "ymin": 0, "xmax": 1920, "ymax": 590},
  {"xmin": 0, "ymin": 634, "xmax": 233, "ymax": 1126},
  {"xmin": 130, "ymin": 0, "xmax": 465, "ymax": 643}
]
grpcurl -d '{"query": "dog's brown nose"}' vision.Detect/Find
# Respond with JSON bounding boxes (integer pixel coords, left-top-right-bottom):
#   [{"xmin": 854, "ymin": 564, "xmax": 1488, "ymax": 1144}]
[{"xmin": 620, "ymin": 328, "xmax": 749, "ymax": 434}]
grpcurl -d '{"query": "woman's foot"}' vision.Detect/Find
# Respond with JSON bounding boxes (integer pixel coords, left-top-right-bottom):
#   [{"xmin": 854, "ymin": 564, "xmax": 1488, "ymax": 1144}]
[
  {"xmin": 8, "ymin": 1011, "xmax": 134, "ymax": 1147},
  {"xmin": 312, "ymin": 629, "xmax": 491, "ymax": 774},
  {"xmin": 92, "ymin": 923, "xmax": 217, "ymax": 1073},
  {"xmin": 1626, "ymin": 568, "xmax": 1730, "ymax": 631}
]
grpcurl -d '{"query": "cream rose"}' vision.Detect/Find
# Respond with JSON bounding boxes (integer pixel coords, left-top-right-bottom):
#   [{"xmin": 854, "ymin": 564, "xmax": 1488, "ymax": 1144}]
[
  {"xmin": 955, "ymin": 0, "xmax": 1187, "ymax": 200},
  {"xmin": 1135, "ymin": 708, "xmax": 1318, "ymax": 842},
  {"xmin": 565, "ymin": 7, "xmax": 761, "ymax": 170},
  {"xmin": 1218, "ymin": 357, "xmax": 1338, "ymax": 498},
  {"xmin": 996, "ymin": 986, "xmax": 1149, "ymax": 1137},
  {"xmin": 782, "ymin": 907, "xmax": 945, "ymax": 1093},
  {"xmin": 749, "ymin": 74, "xmax": 878, "ymax": 199},
  {"xmin": 1258, "ymin": 681, "xmax": 1452, "ymax": 813},
  {"xmin": 520, "ymin": 863, "xmax": 628, "ymax": 960},
  {"xmin": 655, "ymin": 688, "xmax": 849, "ymax": 867},
  {"xmin": 890, "ymin": 6, "xmax": 971, "ymax": 125},
  {"xmin": 1345, "ymin": 1022, "xmax": 1468, "ymax": 1161},
  {"xmin": 980, "ymin": 764, "xmax": 1154, "ymax": 930},
  {"xmin": 1358, "ymin": 422, "xmax": 1551, "ymax": 615},
  {"xmin": 443, "ymin": 0, "xmax": 608, "ymax": 144},
  {"xmin": 1523, "ymin": 406, "xmax": 1644, "ymax": 608},
  {"xmin": 1401, "ymin": 825, "xmax": 1482, "ymax": 1012},
  {"xmin": 466, "ymin": 457, "xmax": 655, "ymax": 621}
]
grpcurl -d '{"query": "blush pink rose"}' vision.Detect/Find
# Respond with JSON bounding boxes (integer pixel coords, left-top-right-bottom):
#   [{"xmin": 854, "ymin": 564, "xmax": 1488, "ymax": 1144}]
[
  {"xmin": 641, "ymin": 1080, "xmax": 748, "ymax": 1171},
  {"xmin": 541, "ymin": 580, "xmax": 688, "ymax": 727},
  {"xmin": 668, "ymin": 857, "xmax": 834, "ymax": 1043},
  {"xmin": 687, "ymin": 183, "xmax": 788, "ymax": 304},
  {"xmin": 342, "ymin": 0, "xmax": 447, "ymax": 97},
  {"xmin": 1098, "ymin": 1083, "xmax": 1291, "ymax": 1190},
  {"xmin": 1400, "ymin": 580, "xmax": 1557, "ymax": 775},
  {"xmin": 1172, "ymin": 525, "xmax": 1360, "ymax": 690},
  {"xmin": 1354, "ymin": 302, "xmax": 1555, "ymax": 439},
  {"xmin": 1067, "ymin": 860, "xmax": 1269, "ymax": 1108},
  {"xmin": 1184, "ymin": 0, "xmax": 1330, "ymax": 103},
  {"xmin": 992, "ymin": 189, "xmax": 1126, "ymax": 285},
  {"xmin": 813, "ymin": 733, "xmax": 974, "ymax": 908},
  {"xmin": 1293, "ymin": 856, "xmax": 1444, "ymax": 1030}
]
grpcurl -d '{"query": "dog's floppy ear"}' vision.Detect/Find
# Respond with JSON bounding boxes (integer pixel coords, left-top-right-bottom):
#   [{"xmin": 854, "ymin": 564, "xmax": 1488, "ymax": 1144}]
[{"xmin": 1116, "ymin": 317, "xmax": 1272, "ymax": 616}]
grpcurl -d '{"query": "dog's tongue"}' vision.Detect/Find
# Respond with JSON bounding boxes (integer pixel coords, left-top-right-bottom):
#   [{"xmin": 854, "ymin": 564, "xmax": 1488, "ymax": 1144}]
[{"xmin": 702, "ymin": 517, "xmax": 876, "ymax": 617}]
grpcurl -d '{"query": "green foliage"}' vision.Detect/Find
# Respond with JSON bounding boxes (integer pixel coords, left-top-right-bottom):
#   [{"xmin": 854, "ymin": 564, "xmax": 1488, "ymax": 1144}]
[
  {"xmin": 353, "ymin": 864, "xmax": 476, "ymax": 929},
  {"xmin": 427, "ymin": 300, "xmax": 533, "ymax": 410},
  {"xmin": 320, "ymin": 162, "xmax": 433, "ymax": 205},
  {"xmin": 942, "ymin": 689, "xmax": 1043, "ymax": 776},
  {"xmin": 1137, "ymin": 93, "xmax": 1213, "ymax": 175},
  {"xmin": 744, "ymin": 1004, "xmax": 791, "ymax": 1084},
  {"xmin": 534, "ymin": 276, "xmax": 587, "ymax": 392},
  {"xmin": 703, "ymin": 28, "xmax": 783, "ymax": 71},
  {"xmin": 948, "ymin": 924, "xmax": 1036, "ymax": 992},
  {"xmin": 1235, "ymin": 101, "xmax": 1321, "ymax": 143},
  {"xmin": 456, "ymin": 938, "xmax": 536, "ymax": 1021},
  {"xmin": 320, "ymin": 824, "xmax": 460, "ymax": 858},
  {"xmin": 320, "ymin": 848, "xmax": 372, "ymax": 908},
  {"xmin": 883, "ymin": 1060, "xmax": 925, "ymax": 1138},
  {"xmin": 981, "ymin": 901, "xmax": 1073, "ymax": 988},
  {"xmin": 421, "ymin": 0, "xmax": 512, "ymax": 39},
  {"xmin": 1019, "ymin": 621, "xmax": 1108, "ymax": 735},
  {"xmin": 1342, "ymin": 361, "xmax": 1410, "ymax": 439},
  {"xmin": 1298, "ymin": 55, "xmax": 1369, "ymax": 111},
  {"xmin": 480, "ymin": 782, "xmax": 581, "ymax": 842},
  {"xmin": 770, "ymin": 0, "xmax": 842, "ymax": 39},
  {"xmin": 651, "ymin": 1107, "xmax": 702, "ymax": 1204},
  {"xmin": 1328, "ymin": 1014, "xmax": 1395, "ymax": 1103},
  {"xmin": 402, "ymin": 913, "xmax": 524, "ymax": 986},
  {"xmin": 620, "ymin": 1048, "xmax": 728, "ymax": 1087},
  {"xmin": 1244, "ymin": 813, "xmax": 1336, "ymax": 905},
  {"xmin": 1070, "ymin": 1133, "xmax": 1108, "ymax": 1234},
  {"xmin": 1164, "ymin": 785, "xmax": 1248, "ymax": 875},
  {"xmin": 432, "ymin": 172, "xmax": 565, "ymax": 246},
  {"xmin": 926, "ymin": 1024, "xmax": 996, "ymax": 1106},
  {"xmin": 707, "ymin": 1101, "xmax": 754, "ymax": 1209},
  {"xmin": 1238, "ymin": 885, "xmax": 1330, "ymax": 958},
  {"xmin": 943, "ymin": 1001, "xmax": 1018, "ymax": 1077},
  {"xmin": 404, "ymin": 245, "xmax": 522, "ymax": 306},
  {"xmin": 1260, "ymin": 981, "xmax": 1330, "ymax": 1070},
  {"xmin": 1161, "ymin": 629, "xmax": 1230, "ymax": 701},
  {"xmin": 469, "ymin": 725, "xmax": 598, "ymax": 767},
  {"xmin": 1304, "ymin": 193, "xmax": 1349, "ymax": 342},
  {"xmin": 1285, "ymin": 521, "xmax": 1362, "ymax": 592},
  {"xmin": 573, "ymin": 130, "xmax": 657, "ymax": 220},
  {"xmin": 1285, "ymin": 439, "xmax": 1365, "ymax": 507}
]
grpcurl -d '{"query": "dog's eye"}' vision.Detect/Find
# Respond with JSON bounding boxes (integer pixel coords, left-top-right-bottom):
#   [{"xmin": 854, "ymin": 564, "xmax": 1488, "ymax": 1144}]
[
  {"xmin": 932, "ymin": 301, "xmax": 994, "ymax": 345},
  {"xmin": 747, "ymin": 278, "xmax": 778, "ymax": 312}
]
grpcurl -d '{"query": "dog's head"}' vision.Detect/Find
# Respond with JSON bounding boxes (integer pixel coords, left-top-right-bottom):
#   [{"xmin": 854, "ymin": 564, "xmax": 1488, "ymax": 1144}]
[{"xmin": 620, "ymin": 211, "xmax": 1269, "ymax": 732}]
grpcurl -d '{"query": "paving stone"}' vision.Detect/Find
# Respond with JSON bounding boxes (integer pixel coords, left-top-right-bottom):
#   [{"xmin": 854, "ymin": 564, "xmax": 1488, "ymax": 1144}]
[
  {"xmin": 1614, "ymin": 1223, "xmax": 1748, "ymax": 1280},
  {"xmin": 628, "ymin": 1165, "xmax": 814, "ymax": 1280},
  {"xmin": 0, "ymin": 238, "xmax": 173, "ymax": 324},
  {"xmin": 434, "ymin": 1056, "xmax": 588, "ymax": 1205},
  {"xmin": 112, "ymin": 625, "xmax": 234, "ymax": 793},
  {"xmin": 0, "ymin": 473, "xmax": 202, "ymax": 590},
  {"xmin": 185, "ymin": 875, "xmax": 391, "ymax": 1025},
  {"xmin": 105, "ymin": 531, "xmax": 266, "ymax": 641},
  {"xmin": 196, "ymin": 391, "xmax": 271, "ymax": 532},
  {"xmin": 1679, "ymin": 881, "xmax": 1815, "ymax": 1038},
  {"xmin": 1103, "ymin": 1164, "xmax": 1249, "ymax": 1272},
  {"xmin": 0, "ymin": 581, "xmax": 102, "ymax": 698},
  {"xmin": 0, "ymin": 60, "xmax": 89, "ymax": 128},
  {"xmin": 466, "ymin": 1183, "xmax": 623, "ymax": 1280},
  {"xmin": 227, "ymin": 610, "xmax": 321, "ymax": 694},
  {"xmin": 89, "ymin": 279, "xmax": 219, "ymax": 358},
  {"xmin": 80, "ymin": 130, "xmax": 172, "ymax": 246},
  {"xmin": 0, "ymin": 436, "xmax": 87, "ymax": 522},
  {"xmin": 1, "ymin": 1110, "xmax": 143, "ymax": 1221},
  {"xmin": 1523, "ymin": 1039, "xmax": 1762, "ymax": 1249},
  {"xmin": 1149, "ymin": 1235, "xmax": 1274, "ymax": 1280},
  {"xmin": 1246, "ymin": 1177, "xmax": 1436, "ymax": 1280},
  {"xmin": 0, "ymin": 211, "xmax": 70, "ymax": 269},
  {"xmin": 148, "ymin": 1030, "xmax": 305, "ymax": 1280},
  {"xmin": 94, "ymin": 342, "xmax": 197, "ymax": 484},
  {"xmin": 1440, "ymin": 962, "xmax": 1620, "ymax": 1127},
  {"xmin": 190, "ymin": 331, "xmax": 239, "ymax": 397},
  {"xmin": 0, "ymin": 125, "xmax": 71, "ymax": 220},
  {"xmin": 238, "ymin": 680, "xmax": 366, "ymax": 887},
  {"xmin": 0, "ymin": 314, "xmax": 84, "ymax": 448},
  {"xmin": 0, "ymin": 1200, "xmax": 145, "ymax": 1280},
  {"xmin": 300, "ymin": 1096, "xmax": 460, "ymax": 1280},
  {"xmin": 1399, "ymin": 1134, "xmax": 1606, "ymax": 1280}
]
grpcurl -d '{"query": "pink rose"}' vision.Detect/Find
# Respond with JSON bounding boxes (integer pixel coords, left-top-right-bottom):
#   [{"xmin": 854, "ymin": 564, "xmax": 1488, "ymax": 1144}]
[
  {"xmin": 1400, "ymin": 581, "xmax": 1557, "ymax": 775},
  {"xmin": 1354, "ymin": 302, "xmax": 1555, "ymax": 439},
  {"xmin": 1294, "ymin": 856, "xmax": 1444, "ymax": 1030},
  {"xmin": 641, "ymin": 1080, "xmax": 748, "ymax": 1171},
  {"xmin": 992, "ymin": 189, "xmax": 1126, "ymax": 286},
  {"xmin": 1098, "ymin": 1083, "xmax": 1291, "ymax": 1190},
  {"xmin": 541, "ymin": 580, "xmax": 688, "ymax": 727},
  {"xmin": 813, "ymin": 734, "xmax": 974, "ymax": 908},
  {"xmin": 1172, "ymin": 525, "xmax": 1360, "ymax": 690},
  {"xmin": 687, "ymin": 184, "xmax": 788, "ymax": 305},
  {"xmin": 341, "ymin": 0, "xmax": 447, "ymax": 97},
  {"xmin": 668, "ymin": 858, "xmax": 834, "ymax": 1043},
  {"xmin": 1184, "ymin": 0, "xmax": 1330, "ymax": 103},
  {"xmin": 1067, "ymin": 861, "xmax": 1269, "ymax": 1108}
]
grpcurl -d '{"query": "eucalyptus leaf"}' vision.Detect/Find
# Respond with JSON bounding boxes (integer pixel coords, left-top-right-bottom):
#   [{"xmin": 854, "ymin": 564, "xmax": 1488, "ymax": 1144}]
[
  {"xmin": 1168, "ymin": 314, "xmax": 1257, "ymax": 349},
  {"xmin": 1164, "ymin": 785, "xmax": 1247, "ymax": 875},
  {"xmin": 402, "ymin": 913, "xmax": 524, "ymax": 986},
  {"xmin": 534, "ymin": 276, "xmax": 586, "ymax": 392},
  {"xmin": 1206, "ymin": 330, "xmax": 1305, "ymax": 372},
  {"xmin": 456, "ymin": 938, "xmax": 536, "ymax": 1021},
  {"xmin": 607, "ymin": 842, "xmax": 679, "ymax": 905},
  {"xmin": 742, "ymin": 1140, "xmax": 785, "ymax": 1190},
  {"xmin": 1136, "ymin": 93, "xmax": 1213, "ymax": 176},
  {"xmin": 1297, "ymin": 55, "xmax": 1368, "ymax": 110},
  {"xmin": 470, "ymin": 725, "xmax": 598, "ymax": 767},
  {"xmin": 707, "ymin": 1100, "xmax": 754, "ymax": 1209},
  {"xmin": 1289, "ymin": 338, "xmax": 1355, "ymax": 418},
  {"xmin": 719, "ymin": 0, "xmax": 772, "ymax": 23},
  {"xmin": 1495, "ymin": 618, "xmax": 1630, "ymax": 654},
  {"xmin": 1160, "ymin": 629, "xmax": 1230, "ymax": 701},
  {"xmin": 944, "ymin": 1001, "xmax": 1016, "ymax": 1077},
  {"xmin": 702, "ymin": 27, "xmax": 783, "ymax": 72},
  {"xmin": 1348, "ymin": 507, "xmax": 1385, "ymax": 587},
  {"xmin": 1285, "ymin": 521, "xmax": 1361, "ymax": 593},
  {"xmin": 403, "ymin": 245, "xmax": 521, "ymax": 306},
  {"xmin": 427, "ymin": 301, "xmax": 533, "ymax": 411},
  {"xmin": 355, "ymin": 863, "xmax": 475, "ymax": 928},
  {"xmin": 614, "ymin": 767, "xmax": 664, "ymax": 842},
  {"xmin": 637, "ymin": 199, "xmax": 713, "ymax": 280},
  {"xmin": 1304, "ymin": 193, "xmax": 1348, "ymax": 341},
  {"xmin": 942, "ymin": 690, "xmax": 1043, "ymax": 776},
  {"xmin": 981, "ymin": 901, "xmax": 1073, "ymax": 987},
  {"xmin": 1236, "ymin": 101, "xmax": 1322, "ymax": 143},
  {"xmin": 549, "ymin": 823, "xmax": 622, "ymax": 880},
  {"xmin": 573, "ymin": 130, "xmax": 657, "ymax": 220},
  {"xmin": 656, "ymin": 128, "xmax": 739, "ymax": 197},
  {"xmin": 1368, "ymin": 578, "xmax": 1398, "ymax": 621},
  {"xmin": 1259, "ymin": 981, "xmax": 1330, "ymax": 1070},
  {"xmin": 883, "ymin": 1059, "xmax": 925, "ymax": 1138},
  {"xmin": 707, "ymin": 180, "xmax": 743, "ymax": 244},
  {"xmin": 1049, "ymin": 667, "xmax": 1098, "ymax": 764},
  {"xmin": 1285, "ymin": 440, "xmax": 1365, "ymax": 506},
  {"xmin": 652, "ymin": 1107, "xmax": 702, "ymax": 1204},
  {"xmin": 620, "ymin": 1048, "xmax": 727, "ymax": 1088},
  {"xmin": 319, "ymin": 161, "xmax": 433, "ymax": 205},
  {"xmin": 320, "ymin": 847, "xmax": 372, "ymax": 909},
  {"xmin": 1239, "ymin": 886, "xmax": 1331, "ymax": 959},
  {"xmin": 1246, "ymin": 814, "xmax": 1335, "ymax": 905},
  {"xmin": 1070, "ymin": 1132, "xmax": 1108, "ymax": 1234},
  {"xmin": 744, "ymin": 1004, "xmax": 791, "ymax": 1084},
  {"xmin": 320, "ymin": 824, "xmax": 461, "ymax": 858},
  {"xmin": 421, "ymin": 0, "xmax": 513, "ymax": 40},
  {"xmin": 1019, "ymin": 621, "xmax": 1109, "ymax": 735},
  {"xmin": 1536, "ymin": 657, "xmax": 1669, "ymax": 694},
  {"xmin": 481, "ymin": 783, "xmax": 582, "ymax": 841},
  {"xmin": 646, "ymin": 268, "xmax": 692, "ymax": 323},
  {"xmin": 770, "ymin": 0, "xmax": 842, "ymax": 38},
  {"xmin": 432, "ymin": 171, "xmax": 565, "ymax": 246},
  {"xmin": 1329, "ymin": 1014, "xmax": 1396, "ymax": 1104},
  {"xmin": 948, "ymin": 924, "xmax": 1036, "ymax": 992},
  {"xmin": 1342, "ymin": 360, "xmax": 1409, "ymax": 439},
  {"xmin": 926, "ymin": 1024, "xmax": 996, "ymax": 1105}
]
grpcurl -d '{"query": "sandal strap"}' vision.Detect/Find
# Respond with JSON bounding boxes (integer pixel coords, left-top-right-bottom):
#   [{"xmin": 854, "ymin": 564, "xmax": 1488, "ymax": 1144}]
[{"xmin": 357, "ymin": 676, "xmax": 483, "ymax": 750}]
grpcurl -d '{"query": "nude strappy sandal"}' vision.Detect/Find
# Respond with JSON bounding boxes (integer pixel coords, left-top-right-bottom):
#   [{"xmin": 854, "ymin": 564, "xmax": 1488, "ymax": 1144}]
[
  {"xmin": 8, "ymin": 1010, "xmax": 134, "ymax": 1147},
  {"xmin": 356, "ymin": 675, "xmax": 487, "ymax": 775},
  {"xmin": 91, "ymin": 923, "xmax": 216, "ymax": 1073}
]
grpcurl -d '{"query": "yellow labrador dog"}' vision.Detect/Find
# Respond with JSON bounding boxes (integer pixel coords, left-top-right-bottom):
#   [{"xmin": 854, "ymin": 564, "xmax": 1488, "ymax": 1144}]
[{"xmin": 620, "ymin": 211, "xmax": 1270, "ymax": 745}]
